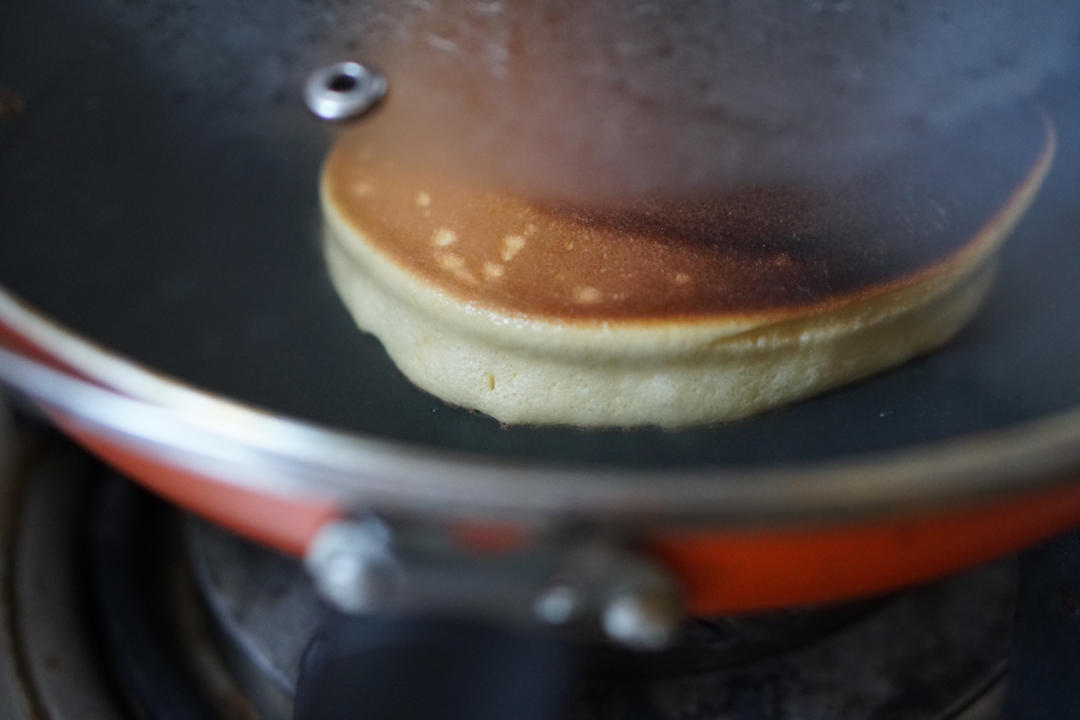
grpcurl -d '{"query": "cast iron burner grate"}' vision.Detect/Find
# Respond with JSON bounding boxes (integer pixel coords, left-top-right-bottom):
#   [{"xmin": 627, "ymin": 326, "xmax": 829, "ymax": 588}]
[
  {"xmin": 84, "ymin": 470, "xmax": 1011, "ymax": 720},
  {"xmin": 1, "ymin": 424, "xmax": 1051, "ymax": 720},
  {"xmin": 8, "ymin": 418, "xmax": 1080, "ymax": 720}
]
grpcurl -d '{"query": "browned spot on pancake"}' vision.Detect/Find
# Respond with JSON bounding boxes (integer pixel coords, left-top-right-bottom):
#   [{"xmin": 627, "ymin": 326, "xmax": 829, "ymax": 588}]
[{"xmin": 325, "ymin": 109, "xmax": 1047, "ymax": 321}]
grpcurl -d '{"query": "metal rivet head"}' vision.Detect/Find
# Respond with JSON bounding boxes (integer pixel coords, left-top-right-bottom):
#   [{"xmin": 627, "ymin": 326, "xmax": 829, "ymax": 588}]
[
  {"xmin": 305, "ymin": 519, "xmax": 399, "ymax": 613},
  {"xmin": 534, "ymin": 586, "xmax": 580, "ymax": 625},
  {"xmin": 304, "ymin": 61, "xmax": 387, "ymax": 121},
  {"xmin": 602, "ymin": 590, "xmax": 680, "ymax": 650}
]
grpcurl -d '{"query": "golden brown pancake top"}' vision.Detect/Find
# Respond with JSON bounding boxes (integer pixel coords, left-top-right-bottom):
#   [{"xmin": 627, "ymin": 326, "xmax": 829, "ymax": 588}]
[{"xmin": 323, "ymin": 105, "xmax": 1047, "ymax": 322}]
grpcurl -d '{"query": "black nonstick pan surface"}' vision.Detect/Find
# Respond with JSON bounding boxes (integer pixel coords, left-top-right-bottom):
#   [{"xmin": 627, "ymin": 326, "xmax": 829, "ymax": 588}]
[{"xmin": 1, "ymin": 0, "xmax": 1078, "ymax": 473}]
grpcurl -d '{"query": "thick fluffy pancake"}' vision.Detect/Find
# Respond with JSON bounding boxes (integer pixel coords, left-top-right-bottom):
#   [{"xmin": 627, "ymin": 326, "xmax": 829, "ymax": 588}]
[{"xmin": 321, "ymin": 109, "xmax": 1054, "ymax": 428}]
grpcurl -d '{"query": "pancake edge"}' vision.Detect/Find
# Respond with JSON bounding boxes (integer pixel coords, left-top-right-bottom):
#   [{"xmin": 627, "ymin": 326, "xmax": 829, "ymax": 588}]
[{"xmin": 319, "ymin": 122, "xmax": 1054, "ymax": 427}]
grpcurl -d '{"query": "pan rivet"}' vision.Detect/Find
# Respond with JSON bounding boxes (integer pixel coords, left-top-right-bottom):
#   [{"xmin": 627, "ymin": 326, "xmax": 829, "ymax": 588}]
[
  {"xmin": 534, "ymin": 586, "xmax": 580, "ymax": 624},
  {"xmin": 304, "ymin": 61, "xmax": 387, "ymax": 121},
  {"xmin": 305, "ymin": 518, "xmax": 399, "ymax": 613},
  {"xmin": 602, "ymin": 590, "xmax": 680, "ymax": 650}
]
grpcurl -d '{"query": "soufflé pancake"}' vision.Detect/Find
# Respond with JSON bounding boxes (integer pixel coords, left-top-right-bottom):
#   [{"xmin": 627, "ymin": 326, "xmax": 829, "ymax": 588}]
[{"xmin": 321, "ymin": 108, "xmax": 1054, "ymax": 428}]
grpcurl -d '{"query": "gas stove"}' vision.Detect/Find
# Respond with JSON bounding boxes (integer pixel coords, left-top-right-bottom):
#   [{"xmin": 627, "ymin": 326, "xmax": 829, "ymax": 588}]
[{"xmin": 4, "ymin": 401, "xmax": 1078, "ymax": 720}]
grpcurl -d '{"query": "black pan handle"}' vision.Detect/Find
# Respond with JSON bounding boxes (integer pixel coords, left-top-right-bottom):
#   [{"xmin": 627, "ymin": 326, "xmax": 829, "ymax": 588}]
[{"xmin": 294, "ymin": 613, "xmax": 578, "ymax": 720}]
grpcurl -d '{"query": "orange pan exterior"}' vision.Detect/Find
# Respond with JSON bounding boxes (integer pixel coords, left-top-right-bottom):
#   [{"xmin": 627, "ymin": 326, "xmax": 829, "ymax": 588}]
[
  {"xmin": 650, "ymin": 484, "xmax": 1080, "ymax": 614},
  {"xmin": 5, "ymin": 320, "xmax": 1080, "ymax": 614},
  {"xmin": 52, "ymin": 408, "xmax": 1080, "ymax": 615}
]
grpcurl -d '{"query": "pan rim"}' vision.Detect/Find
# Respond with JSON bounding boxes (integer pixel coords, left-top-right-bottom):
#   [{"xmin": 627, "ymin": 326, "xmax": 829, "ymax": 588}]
[{"xmin": 2, "ymin": 285, "xmax": 1079, "ymax": 528}]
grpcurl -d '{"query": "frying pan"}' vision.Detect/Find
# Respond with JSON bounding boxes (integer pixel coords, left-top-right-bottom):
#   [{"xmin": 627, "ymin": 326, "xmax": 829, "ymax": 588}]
[{"xmin": 2, "ymin": 0, "xmax": 1080, "ymax": 628}]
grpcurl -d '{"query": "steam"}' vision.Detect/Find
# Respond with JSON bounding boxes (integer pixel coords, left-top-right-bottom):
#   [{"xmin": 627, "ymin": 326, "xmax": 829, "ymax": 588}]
[{"xmin": 350, "ymin": 0, "xmax": 1078, "ymax": 206}]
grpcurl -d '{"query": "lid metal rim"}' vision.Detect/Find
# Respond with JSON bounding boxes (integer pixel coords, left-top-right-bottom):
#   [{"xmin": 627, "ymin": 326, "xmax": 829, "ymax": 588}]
[{"xmin": 2, "ymin": 285, "xmax": 1078, "ymax": 528}]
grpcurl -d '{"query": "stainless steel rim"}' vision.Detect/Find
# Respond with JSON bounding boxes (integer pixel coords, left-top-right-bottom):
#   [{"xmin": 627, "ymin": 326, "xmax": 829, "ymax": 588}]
[{"xmin": 2, "ymin": 285, "xmax": 1079, "ymax": 528}]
